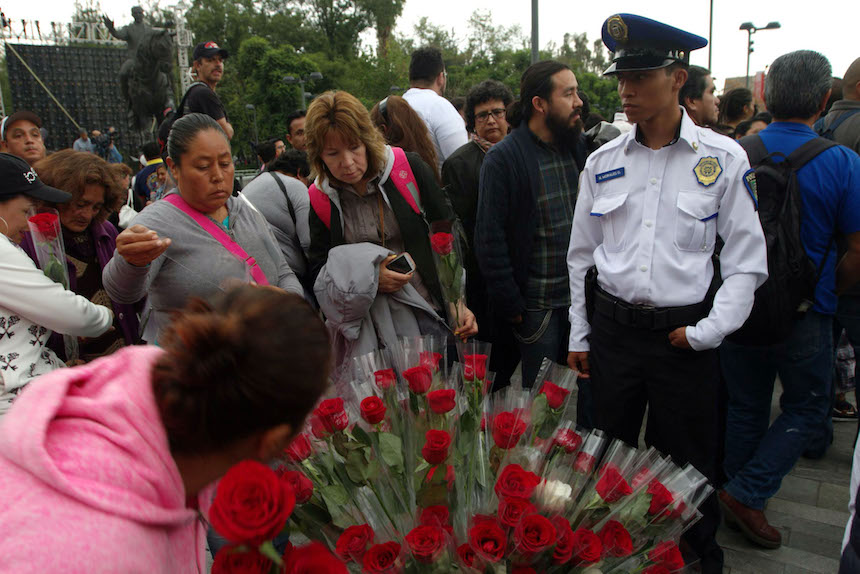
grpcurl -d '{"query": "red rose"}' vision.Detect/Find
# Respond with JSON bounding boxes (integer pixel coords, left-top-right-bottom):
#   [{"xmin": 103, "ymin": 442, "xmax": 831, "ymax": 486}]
[
  {"xmin": 420, "ymin": 351, "xmax": 443, "ymax": 372},
  {"xmin": 642, "ymin": 566, "xmax": 672, "ymax": 574},
  {"xmin": 553, "ymin": 429, "xmax": 583, "ymax": 454},
  {"xmin": 670, "ymin": 500, "xmax": 688, "ymax": 520},
  {"xmin": 362, "ymin": 541, "xmax": 401, "ymax": 573},
  {"xmin": 210, "ymin": 460, "xmax": 295, "ymax": 545},
  {"xmin": 456, "ymin": 543, "xmax": 476, "ymax": 568},
  {"xmin": 310, "ymin": 414, "xmax": 328, "ymax": 439},
  {"xmin": 427, "ymin": 389, "xmax": 456, "ymax": 414},
  {"xmin": 480, "ymin": 416, "xmax": 487, "ymax": 431},
  {"xmin": 315, "ymin": 398, "xmax": 349, "ymax": 432},
  {"xmin": 336, "ymin": 524, "xmax": 375, "ymax": 562},
  {"xmin": 551, "ymin": 516, "xmax": 575, "ymax": 564},
  {"xmin": 468, "ymin": 520, "xmax": 506, "ymax": 563},
  {"xmin": 647, "ymin": 480, "xmax": 675, "ymax": 516},
  {"xmin": 279, "ymin": 469, "xmax": 314, "ymax": 504},
  {"xmin": 573, "ymin": 452, "xmax": 596, "ymax": 474},
  {"xmin": 211, "ymin": 546, "xmax": 273, "ymax": 574},
  {"xmin": 598, "ymin": 520, "xmax": 633, "ymax": 558},
  {"xmin": 463, "ymin": 354, "xmax": 488, "ymax": 380},
  {"xmin": 648, "ymin": 541, "xmax": 685, "ymax": 570},
  {"xmin": 405, "ymin": 524, "xmax": 446, "ymax": 563},
  {"xmin": 513, "ymin": 513, "xmax": 558, "ymax": 555},
  {"xmin": 595, "ymin": 464, "xmax": 633, "ymax": 503},
  {"xmin": 403, "ymin": 366, "xmax": 433, "ymax": 395},
  {"xmin": 420, "ymin": 505, "xmax": 450, "ymax": 528},
  {"xmin": 284, "ymin": 541, "xmax": 348, "ymax": 573},
  {"xmin": 424, "ymin": 464, "xmax": 455, "ymax": 490},
  {"xmin": 492, "ymin": 410, "xmax": 527, "ymax": 449},
  {"xmin": 374, "ymin": 369, "xmax": 397, "ymax": 390},
  {"xmin": 570, "ymin": 528, "xmax": 602, "ymax": 565},
  {"xmin": 539, "ymin": 381, "xmax": 571, "ymax": 409},
  {"xmin": 285, "ymin": 433, "xmax": 312, "ymax": 462},
  {"xmin": 430, "ymin": 232, "xmax": 454, "ymax": 255},
  {"xmin": 498, "ymin": 496, "xmax": 536, "ymax": 528},
  {"xmin": 360, "ymin": 396, "xmax": 387, "ymax": 425},
  {"xmin": 422, "ymin": 429, "xmax": 451, "ymax": 465},
  {"xmin": 494, "ymin": 464, "xmax": 541, "ymax": 499},
  {"xmin": 28, "ymin": 212, "xmax": 59, "ymax": 241}
]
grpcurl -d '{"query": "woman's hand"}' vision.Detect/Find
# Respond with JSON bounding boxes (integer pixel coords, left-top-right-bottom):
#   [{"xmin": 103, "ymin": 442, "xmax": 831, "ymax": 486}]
[
  {"xmin": 454, "ymin": 301, "xmax": 479, "ymax": 341},
  {"xmin": 378, "ymin": 254, "xmax": 413, "ymax": 294},
  {"xmin": 116, "ymin": 224, "xmax": 171, "ymax": 267}
]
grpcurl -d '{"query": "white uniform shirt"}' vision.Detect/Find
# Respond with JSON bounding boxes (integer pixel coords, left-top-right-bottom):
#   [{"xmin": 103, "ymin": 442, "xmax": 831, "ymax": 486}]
[
  {"xmin": 403, "ymin": 87, "xmax": 468, "ymax": 169},
  {"xmin": 567, "ymin": 108, "xmax": 768, "ymax": 352}
]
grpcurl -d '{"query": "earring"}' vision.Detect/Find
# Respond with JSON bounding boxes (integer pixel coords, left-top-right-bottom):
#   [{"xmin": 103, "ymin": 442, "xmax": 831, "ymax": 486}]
[{"xmin": 0, "ymin": 216, "xmax": 9, "ymax": 237}]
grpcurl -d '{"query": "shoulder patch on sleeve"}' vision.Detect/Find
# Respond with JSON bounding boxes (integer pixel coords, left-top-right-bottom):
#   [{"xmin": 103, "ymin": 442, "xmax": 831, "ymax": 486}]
[{"xmin": 742, "ymin": 168, "xmax": 758, "ymax": 210}]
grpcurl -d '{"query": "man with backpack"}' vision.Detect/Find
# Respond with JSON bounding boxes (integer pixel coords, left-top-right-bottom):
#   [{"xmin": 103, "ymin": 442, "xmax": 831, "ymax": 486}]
[
  {"xmin": 719, "ymin": 50, "xmax": 860, "ymax": 550},
  {"xmin": 816, "ymin": 57, "xmax": 859, "ymax": 153}
]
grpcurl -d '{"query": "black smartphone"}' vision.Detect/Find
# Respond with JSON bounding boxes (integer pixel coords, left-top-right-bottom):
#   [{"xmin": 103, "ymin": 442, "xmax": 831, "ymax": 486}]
[{"xmin": 387, "ymin": 253, "xmax": 416, "ymax": 274}]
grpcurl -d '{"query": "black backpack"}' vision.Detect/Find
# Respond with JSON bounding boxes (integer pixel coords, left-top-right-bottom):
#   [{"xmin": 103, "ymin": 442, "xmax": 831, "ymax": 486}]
[
  {"xmin": 729, "ymin": 135, "xmax": 837, "ymax": 345},
  {"xmin": 157, "ymin": 82, "xmax": 206, "ymax": 153}
]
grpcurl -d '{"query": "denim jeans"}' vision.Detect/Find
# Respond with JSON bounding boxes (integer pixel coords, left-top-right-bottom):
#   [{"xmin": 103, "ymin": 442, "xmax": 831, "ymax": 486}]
[
  {"xmin": 512, "ymin": 307, "xmax": 593, "ymax": 428},
  {"xmin": 721, "ymin": 310, "xmax": 833, "ymax": 509}
]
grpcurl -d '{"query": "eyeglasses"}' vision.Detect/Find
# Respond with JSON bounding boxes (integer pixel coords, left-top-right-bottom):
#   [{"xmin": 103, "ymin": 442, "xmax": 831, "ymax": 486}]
[{"xmin": 474, "ymin": 108, "xmax": 506, "ymax": 123}]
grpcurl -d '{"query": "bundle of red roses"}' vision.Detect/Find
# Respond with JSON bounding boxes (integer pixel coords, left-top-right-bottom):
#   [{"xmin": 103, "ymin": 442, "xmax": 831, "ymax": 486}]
[{"xmin": 208, "ymin": 460, "xmax": 346, "ymax": 573}]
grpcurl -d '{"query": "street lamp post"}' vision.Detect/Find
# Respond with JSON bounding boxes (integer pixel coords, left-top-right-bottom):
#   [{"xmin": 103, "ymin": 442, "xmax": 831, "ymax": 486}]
[
  {"xmin": 739, "ymin": 21, "xmax": 780, "ymax": 89},
  {"xmin": 245, "ymin": 103, "xmax": 258, "ymax": 144},
  {"xmin": 283, "ymin": 71, "xmax": 324, "ymax": 109}
]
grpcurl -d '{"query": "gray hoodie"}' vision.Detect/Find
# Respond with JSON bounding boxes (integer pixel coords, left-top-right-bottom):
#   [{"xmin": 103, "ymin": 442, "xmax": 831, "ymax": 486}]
[{"xmin": 103, "ymin": 191, "xmax": 303, "ymax": 343}]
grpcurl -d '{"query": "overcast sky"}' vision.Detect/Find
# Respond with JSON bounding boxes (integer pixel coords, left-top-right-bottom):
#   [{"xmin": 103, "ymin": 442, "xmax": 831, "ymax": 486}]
[{"xmin": 12, "ymin": 0, "xmax": 859, "ymax": 91}]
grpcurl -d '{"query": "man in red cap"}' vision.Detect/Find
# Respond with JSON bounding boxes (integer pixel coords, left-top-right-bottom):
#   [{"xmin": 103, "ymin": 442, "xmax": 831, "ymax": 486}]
[{"xmin": 0, "ymin": 110, "xmax": 46, "ymax": 166}]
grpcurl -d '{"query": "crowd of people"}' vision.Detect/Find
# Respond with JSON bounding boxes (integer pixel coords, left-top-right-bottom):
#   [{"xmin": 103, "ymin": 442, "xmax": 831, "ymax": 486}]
[{"xmin": 0, "ymin": 11, "xmax": 859, "ymax": 573}]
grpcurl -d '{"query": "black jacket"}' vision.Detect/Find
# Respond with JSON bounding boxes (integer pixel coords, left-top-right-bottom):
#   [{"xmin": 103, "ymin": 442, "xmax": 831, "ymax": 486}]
[{"xmin": 308, "ymin": 151, "xmax": 453, "ymax": 307}]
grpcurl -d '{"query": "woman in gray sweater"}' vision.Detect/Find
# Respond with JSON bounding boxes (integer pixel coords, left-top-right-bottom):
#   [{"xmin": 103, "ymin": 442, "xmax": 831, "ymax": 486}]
[{"xmin": 103, "ymin": 114, "xmax": 303, "ymax": 343}]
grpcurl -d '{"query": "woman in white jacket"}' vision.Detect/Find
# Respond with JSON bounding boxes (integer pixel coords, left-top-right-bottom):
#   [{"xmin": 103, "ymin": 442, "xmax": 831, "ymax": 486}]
[{"xmin": 0, "ymin": 153, "xmax": 113, "ymax": 415}]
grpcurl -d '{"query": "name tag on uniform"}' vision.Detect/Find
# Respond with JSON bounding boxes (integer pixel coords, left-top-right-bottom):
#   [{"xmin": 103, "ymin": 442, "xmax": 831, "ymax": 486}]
[{"xmin": 595, "ymin": 168, "xmax": 625, "ymax": 183}]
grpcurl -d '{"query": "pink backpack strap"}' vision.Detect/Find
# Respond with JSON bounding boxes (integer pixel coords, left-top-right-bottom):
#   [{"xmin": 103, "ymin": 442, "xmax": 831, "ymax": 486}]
[
  {"xmin": 308, "ymin": 183, "xmax": 332, "ymax": 229},
  {"xmin": 163, "ymin": 193, "xmax": 269, "ymax": 286},
  {"xmin": 389, "ymin": 147, "xmax": 422, "ymax": 215}
]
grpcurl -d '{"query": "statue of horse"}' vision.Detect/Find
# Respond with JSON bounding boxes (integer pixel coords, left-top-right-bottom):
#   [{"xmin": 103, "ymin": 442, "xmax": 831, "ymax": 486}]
[{"xmin": 126, "ymin": 28, "xmax": 175, "ymax": 133}]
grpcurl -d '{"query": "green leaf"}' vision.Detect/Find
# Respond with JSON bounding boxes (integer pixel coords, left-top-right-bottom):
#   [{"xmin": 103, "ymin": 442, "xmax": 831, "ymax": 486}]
[
  {"xmin": 415, "ymin": 460, "xmax": 430, "ymax": 474},
  {"xmin": 352, "ymin": 426, "xmax": 373, "ymax": 447},
  {"xmin": 379, "ymin": 432, "xmax": 404, "ymax": 472},
  {"xmin": 531, "ymin": 393, "xmax": 549, "ymax": 430},
  {"xmin": 300, "ymin": 502, "xmax": 332, "ymax": 524},
  {"xmin": 319, "ymin": 484, "xmax": 350, "ymax": 509},
  {"xmin": 258, "ymin": 540, "xmax": 284, "ymax": 566},
  {"xmin": 345, "ymin": 449, "xmax": 370, "ymax": 483},
  {"xmin": 332, "ymin": 433, "xmax": 350, "ymax": 457}
]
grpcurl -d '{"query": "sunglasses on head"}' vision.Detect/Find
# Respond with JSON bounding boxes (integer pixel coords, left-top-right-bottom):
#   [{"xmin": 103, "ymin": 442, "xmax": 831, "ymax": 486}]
[{"xmin": 378, "ymin": 97, "xmax": 390, "ymax": 124}]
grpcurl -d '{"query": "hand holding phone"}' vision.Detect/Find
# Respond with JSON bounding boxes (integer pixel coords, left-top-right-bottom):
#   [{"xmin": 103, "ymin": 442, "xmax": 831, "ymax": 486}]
[
  {"xmin": 386, "ymin": 252, "xmax": 416, "ymax": 274},
  {"xmin": 379, "ymin": 253, "xmax": 414, "ymax": 294}
]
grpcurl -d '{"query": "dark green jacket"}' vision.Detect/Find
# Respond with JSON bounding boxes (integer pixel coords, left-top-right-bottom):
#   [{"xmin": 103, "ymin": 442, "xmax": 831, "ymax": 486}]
[{"xmin": 308, "ymin": 150, "xmax": 454, "ymax": 307}]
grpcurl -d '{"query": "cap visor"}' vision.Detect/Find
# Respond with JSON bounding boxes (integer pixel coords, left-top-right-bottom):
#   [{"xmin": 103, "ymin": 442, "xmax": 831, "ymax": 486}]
[
  {"xmin": 25, "ymin": 182, "xmax": 72, "ymax": 203},
  {"xmin": 603, "ymin": 57, "xmax": 678, "ymax": 76}
]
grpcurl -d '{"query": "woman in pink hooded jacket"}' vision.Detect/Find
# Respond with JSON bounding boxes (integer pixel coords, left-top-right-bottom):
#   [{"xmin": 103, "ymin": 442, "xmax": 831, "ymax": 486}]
[{"xmin": 0, "ymin": 285, "xmax": 330, "ymax": 572}]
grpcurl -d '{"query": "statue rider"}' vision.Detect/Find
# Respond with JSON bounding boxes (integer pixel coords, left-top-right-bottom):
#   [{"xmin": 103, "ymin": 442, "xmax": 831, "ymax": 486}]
[{"xmin": 103, "ymin": 6, "xmax": 150, "ymax": 106}]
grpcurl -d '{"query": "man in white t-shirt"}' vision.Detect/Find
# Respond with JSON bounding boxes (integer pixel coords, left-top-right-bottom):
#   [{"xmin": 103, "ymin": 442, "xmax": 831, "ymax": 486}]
[{"xmin": 403, "ymin": 47, "xmax": 468, "ymax": 169}]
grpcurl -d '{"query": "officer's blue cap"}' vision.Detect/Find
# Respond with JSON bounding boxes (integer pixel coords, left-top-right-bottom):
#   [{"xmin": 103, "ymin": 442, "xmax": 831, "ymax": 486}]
[{"xmin": 601, "ymin": 14, "xmax": 707, "ymax": 76}]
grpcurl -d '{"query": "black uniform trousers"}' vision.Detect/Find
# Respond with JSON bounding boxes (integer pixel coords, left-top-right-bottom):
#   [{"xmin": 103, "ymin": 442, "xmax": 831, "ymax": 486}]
[{"xmin": 589, "ymin": 309, "xmax": 723, "ymax": 573}]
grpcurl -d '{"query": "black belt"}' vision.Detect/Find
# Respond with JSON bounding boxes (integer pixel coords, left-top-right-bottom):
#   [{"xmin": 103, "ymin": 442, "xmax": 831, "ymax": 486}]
[{"xmin": 594, "ymin": 286, "xmax": 707, "ymax": 330}]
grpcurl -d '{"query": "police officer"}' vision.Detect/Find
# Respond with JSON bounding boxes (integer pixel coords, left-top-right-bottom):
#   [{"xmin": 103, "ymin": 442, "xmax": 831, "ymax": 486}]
[{"xmin": 566, "ymin": 14, "xmax": 768, "ymax": 573}]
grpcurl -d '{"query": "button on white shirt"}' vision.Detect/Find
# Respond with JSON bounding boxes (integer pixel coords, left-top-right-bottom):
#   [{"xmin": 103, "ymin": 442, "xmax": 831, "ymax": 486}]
[{"xmin": 567, "ymin": 108, "xmax": 768, "ymax": 352}]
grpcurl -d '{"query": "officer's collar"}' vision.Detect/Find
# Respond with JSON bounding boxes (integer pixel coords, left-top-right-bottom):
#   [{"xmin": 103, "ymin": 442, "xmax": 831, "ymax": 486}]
[{"xmin": 627, "ymin": 107, "xmax": 699, "ymax": 152}]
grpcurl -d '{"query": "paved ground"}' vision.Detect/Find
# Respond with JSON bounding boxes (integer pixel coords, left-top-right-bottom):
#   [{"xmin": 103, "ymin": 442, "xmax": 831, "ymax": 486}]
[{"xmin": 720, "ymin": 385, "xmax": 855, "ymax": 574}]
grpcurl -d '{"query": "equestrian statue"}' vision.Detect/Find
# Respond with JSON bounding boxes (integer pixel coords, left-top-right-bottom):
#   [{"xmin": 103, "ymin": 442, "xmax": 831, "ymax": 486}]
[{"xmin": 103, "ymin": 7, "xmax": 175, "ymax": 132}]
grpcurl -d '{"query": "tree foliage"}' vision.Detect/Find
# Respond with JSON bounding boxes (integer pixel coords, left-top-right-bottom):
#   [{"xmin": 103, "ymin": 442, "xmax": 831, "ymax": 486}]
[{"xmin": 177, "ymin": 2, "xmax": 620, "ymax": 163}]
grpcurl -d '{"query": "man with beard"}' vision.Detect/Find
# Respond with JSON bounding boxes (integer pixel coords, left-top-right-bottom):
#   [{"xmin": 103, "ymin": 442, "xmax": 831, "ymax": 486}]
[
  {"xmin": 474, "ymin": 61, "xmax": 586, "ymax": 398},
  {"xmin": 566, "ymin": 14, "xmax": 767, "ymax": 573}
]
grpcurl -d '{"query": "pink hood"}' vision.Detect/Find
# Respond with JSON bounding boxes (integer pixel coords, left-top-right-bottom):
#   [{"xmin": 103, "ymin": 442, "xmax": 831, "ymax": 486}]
[{"xmin": 0, "ymin": 346, "xmax": 210, "ymax": 573}]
